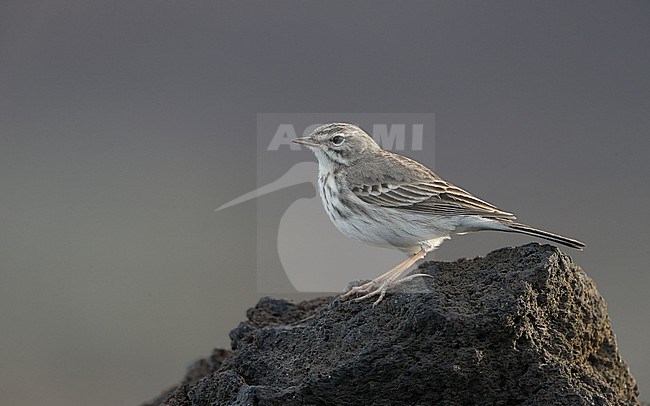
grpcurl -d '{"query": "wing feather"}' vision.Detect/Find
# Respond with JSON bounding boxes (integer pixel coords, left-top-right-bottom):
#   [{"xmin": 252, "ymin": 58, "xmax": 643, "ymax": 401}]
[
  {"xmin": 347, "ymin": 153, "xmax": 515, "ymax": 219},
  {"xmin": 353, "ymin": 181, "xmax": 515, "ymax": 218}
]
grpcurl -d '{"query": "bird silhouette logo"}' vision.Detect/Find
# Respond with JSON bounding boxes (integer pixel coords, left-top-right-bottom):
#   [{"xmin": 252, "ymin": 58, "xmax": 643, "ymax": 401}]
[{"xmin": 216, "ymin": 116, "xmax": 434, "ymax": 293}]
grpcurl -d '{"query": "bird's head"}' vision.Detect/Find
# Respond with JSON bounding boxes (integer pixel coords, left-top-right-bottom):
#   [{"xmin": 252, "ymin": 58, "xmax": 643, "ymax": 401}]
[{"xmin": 292, "ymin": 123, "xmax": 380, "ymax": 166}]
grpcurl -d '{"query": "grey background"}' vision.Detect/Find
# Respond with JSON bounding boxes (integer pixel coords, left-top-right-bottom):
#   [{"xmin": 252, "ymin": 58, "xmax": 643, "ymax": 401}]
[{"xmin": 0, "ymin": 1, "xmax": 648, "ymax": 404}]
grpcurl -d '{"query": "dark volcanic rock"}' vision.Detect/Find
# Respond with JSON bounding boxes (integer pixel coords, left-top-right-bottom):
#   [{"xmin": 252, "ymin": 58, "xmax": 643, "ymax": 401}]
[
  {"xmin": 143, "ymin": 349, "xmax": 232, "ymax": 406},
  {"xmin": 147, "ymin": 243, "xmax": 638, "ymax": 405}
]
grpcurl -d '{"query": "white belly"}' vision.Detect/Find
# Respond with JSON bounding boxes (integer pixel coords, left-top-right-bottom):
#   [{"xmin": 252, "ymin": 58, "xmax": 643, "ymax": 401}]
[{"xmin": 318, "ymin": 170, "xmax": 456, "ymax": 253}]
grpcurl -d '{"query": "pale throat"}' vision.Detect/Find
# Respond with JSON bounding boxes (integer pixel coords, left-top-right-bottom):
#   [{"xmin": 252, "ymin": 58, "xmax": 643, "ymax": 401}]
[{"xmin": 313, "ymin": 148, "xmax": 349, "ymax": 173}]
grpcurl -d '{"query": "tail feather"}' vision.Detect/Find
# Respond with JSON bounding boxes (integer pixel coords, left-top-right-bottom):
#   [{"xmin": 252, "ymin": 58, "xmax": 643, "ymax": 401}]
[{"xmin": 504, "ymin": 222, "xmax": 585, "ymax": 250}]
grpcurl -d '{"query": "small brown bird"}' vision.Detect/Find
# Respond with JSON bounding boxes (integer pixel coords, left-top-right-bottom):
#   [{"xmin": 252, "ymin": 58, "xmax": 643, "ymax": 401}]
[{"xmin": 293, "ymin": 123, "xmax": 584, "ymax": 305}]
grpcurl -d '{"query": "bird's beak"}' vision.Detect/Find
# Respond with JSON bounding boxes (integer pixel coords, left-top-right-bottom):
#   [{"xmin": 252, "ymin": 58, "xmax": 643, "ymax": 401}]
[{"xmin": 292, "ymin": 136, "xmax": 320, "ymax": 147}]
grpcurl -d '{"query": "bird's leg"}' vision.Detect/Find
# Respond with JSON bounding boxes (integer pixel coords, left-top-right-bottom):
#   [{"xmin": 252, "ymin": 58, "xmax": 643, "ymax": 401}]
[{"xmin": 340, "ymin": 242, "xmax": 433, "ymax": 305}]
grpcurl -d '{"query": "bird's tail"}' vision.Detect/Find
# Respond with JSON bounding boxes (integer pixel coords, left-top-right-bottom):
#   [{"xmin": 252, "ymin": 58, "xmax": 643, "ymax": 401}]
[{"xmin": 502, "ymin": 222, "xmax": 585, "ymax": 250}]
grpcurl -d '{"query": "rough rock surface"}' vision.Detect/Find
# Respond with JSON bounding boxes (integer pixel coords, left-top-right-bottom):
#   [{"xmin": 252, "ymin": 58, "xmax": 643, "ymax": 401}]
[
  {"xmin": 146, "ymin": 243, "xmax": 638, "ymax": 405},
  {"xmin": 143, "ymin": 349, "xmax": 232, "ymax": 406}
]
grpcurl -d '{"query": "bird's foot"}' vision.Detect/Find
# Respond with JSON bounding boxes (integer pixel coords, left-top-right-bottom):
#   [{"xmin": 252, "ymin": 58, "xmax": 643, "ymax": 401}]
[
  {"xmin": 339, "ymin": 280, "xmax": 376, "ymax": 301},
  {"xmin": 340, "ymin": 273, "xmax": 433, "ymax": 306}
]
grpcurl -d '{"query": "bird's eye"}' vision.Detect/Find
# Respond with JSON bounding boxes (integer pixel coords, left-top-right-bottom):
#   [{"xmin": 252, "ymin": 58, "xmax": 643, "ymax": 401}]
[{"xmin": 331, "ymin": 135, "xmax": 345, "ymax": 145}]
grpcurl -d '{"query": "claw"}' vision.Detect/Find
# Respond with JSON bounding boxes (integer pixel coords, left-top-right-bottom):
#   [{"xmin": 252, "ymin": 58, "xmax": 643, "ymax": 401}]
[
  {"xmin": 340, "ymin": 281, "xmax": 375, "ymax": 301},
  {"xmin": 345, "ymin": 273, "xmax": 433, "ymax": 306},
  {"xmin": 396, "ymin": 273, "xmax": 433, "ymax": 284},
  {"xmin": 353, "ymin": 288, "xmax": 382, "ymax": 303},
  {"xmin": 372, "ymin": 288, "xmax": 388, "ymax": 307},
  {"xmin": 340, "ymin": 246, "xmax": 433, "ymax": 305}
]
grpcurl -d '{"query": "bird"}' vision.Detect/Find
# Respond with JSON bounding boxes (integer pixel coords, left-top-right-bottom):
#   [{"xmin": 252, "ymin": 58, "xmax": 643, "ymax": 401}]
[{"xmin": 292, "ymin": 122, "xmax": 585, "ymax": 305}]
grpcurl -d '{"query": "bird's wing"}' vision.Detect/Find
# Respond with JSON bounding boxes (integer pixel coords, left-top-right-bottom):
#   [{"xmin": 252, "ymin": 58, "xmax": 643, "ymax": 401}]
[{"xmin": 349, "ymin": 154, "xmax": 516, "ymax": 219}]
